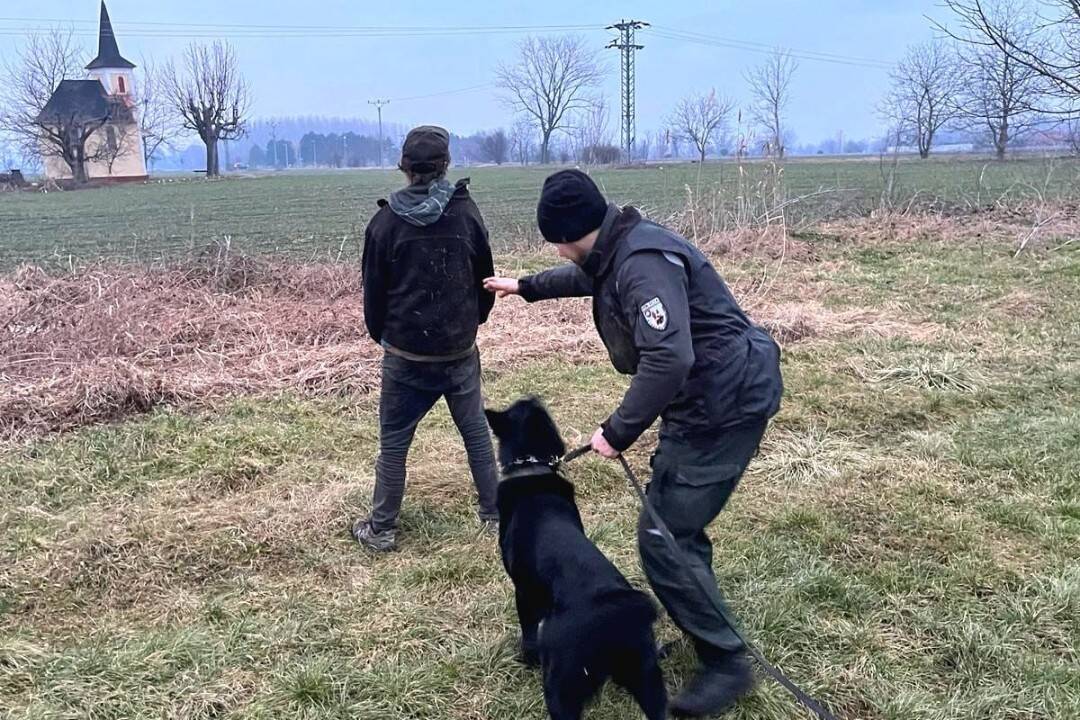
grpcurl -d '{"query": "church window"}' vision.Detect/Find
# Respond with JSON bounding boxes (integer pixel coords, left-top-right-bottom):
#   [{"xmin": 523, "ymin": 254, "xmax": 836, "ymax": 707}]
[{"xmin": 117, "ymin": 75, "xmax": 127, "ymax": 94}]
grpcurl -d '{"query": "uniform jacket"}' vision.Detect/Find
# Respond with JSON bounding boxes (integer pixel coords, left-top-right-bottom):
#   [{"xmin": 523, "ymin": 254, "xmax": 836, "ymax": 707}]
[{"xmin": 519, "ymin": 204, "xmax": 782, "ymax": 450}]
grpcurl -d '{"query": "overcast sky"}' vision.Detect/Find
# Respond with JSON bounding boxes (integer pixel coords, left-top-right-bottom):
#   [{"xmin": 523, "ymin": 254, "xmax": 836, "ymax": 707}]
[{"xmin": 0, "ymin": 0, "xmax": 950, "ymax": 143}]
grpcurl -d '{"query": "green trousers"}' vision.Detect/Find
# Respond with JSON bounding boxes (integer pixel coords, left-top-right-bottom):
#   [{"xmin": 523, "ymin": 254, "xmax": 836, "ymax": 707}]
[{"xmin": 637, "ymin": 421, "xmax": 767, "ymax": 661}]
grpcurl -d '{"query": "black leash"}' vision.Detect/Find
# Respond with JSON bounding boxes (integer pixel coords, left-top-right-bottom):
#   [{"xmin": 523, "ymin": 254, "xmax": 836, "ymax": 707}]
[{"xmin": 561, "ymin": 443, "xmax": 839, "ymax": 720}]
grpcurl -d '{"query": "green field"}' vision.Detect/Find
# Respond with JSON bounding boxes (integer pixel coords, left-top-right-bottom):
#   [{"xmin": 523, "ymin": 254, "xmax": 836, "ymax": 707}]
[
  {"xmin": 1, "ymin": 161, "xmax": 1079, "ymax": 719},
  {"xmin": 2, "ymin": 155, "xmax": 1079, "ymax": 269}
]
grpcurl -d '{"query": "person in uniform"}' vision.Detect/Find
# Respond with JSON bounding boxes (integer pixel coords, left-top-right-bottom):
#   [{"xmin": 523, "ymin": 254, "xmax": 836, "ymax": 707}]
[{"xmin": 484, "ymin": 169, "xmax": 783, "ymax": 717}]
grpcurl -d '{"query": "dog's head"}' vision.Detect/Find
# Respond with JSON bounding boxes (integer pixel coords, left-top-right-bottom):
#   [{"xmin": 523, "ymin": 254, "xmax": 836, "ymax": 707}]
[{"xmin": 485, "ymin": 396, "xmax": 567, "ymax": 473}]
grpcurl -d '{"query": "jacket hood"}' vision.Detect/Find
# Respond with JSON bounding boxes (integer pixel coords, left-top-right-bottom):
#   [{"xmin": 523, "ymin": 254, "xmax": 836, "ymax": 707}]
[{"xmin": 388, "ymin": 177, "xmax": 468, "ymax": 226}]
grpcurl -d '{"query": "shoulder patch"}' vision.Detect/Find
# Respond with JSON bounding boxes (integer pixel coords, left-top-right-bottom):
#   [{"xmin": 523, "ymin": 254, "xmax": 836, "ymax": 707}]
[{"xmin": 640, "ymin": 297, "xmax": 669, "ymax": 331}]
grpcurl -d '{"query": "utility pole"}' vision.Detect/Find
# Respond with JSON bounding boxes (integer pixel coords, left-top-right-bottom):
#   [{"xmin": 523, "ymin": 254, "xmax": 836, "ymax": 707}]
[
  {"xmin": 606, "ymin": 19, "xmax": 648, "ymax": 164},
  {"xmin": 368, "ymin": 99, "xmax": 390, "ymax": 168},
  {"xmin": 270, "ymin": 121, "xmax": 279, "ymax": 168}
]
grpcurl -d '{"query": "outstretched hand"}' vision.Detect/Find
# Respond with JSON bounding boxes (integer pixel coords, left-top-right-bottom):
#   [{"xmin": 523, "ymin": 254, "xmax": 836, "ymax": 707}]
[{"xmin": 483, "ymin": 277, "xmax": 520, "ymax": 298}]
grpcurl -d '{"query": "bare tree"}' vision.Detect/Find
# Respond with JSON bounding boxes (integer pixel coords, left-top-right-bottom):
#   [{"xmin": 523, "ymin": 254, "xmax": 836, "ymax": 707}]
[
  {"xmin": 668, "ymin": 128, "xmax": 683, "ymax": 159},
  {"xmin": 478, "ymin": 129, "xmax": 509, "ymax": 165},
  {"xmin": 950, "ymin": 1, "xmax": 1050, "ymax": 159},
  {"xmin": 937, "ymin": 0, "xmax": 1079, "ymax": 105},
  {"xmin": 509, "ymin": 116, "xmax": 535, "ymax": 165},
  {"xmin": 638, "ymin": 131, "xmax": 653, "ymax": 162},
  {"xmin": 495, "ymin": 35, "xmax": 604, "ymax": 164},
  {"xmin": 164, "ymin": 41, "xmax": 250, "ymax": 178},
  {"xmin": 1068, "ymin": 114, "xmax": 1080, "ymax": 153},
  {"xmin": 745, "ymin": 49, "xmax": 798, "ymax": 159},
  {"xmin": 668, "ymin": 89, "xmax": 736, "ymax": 163},
  {"xmin": 884, "ymin": 41, "xmax": 964, "ymax": 158},
  {"xmin": 99, "ymin": 122, "xmax": 136, "ymax": 175},
  {"xmin": 0, "ymin": 29, "xmax": 92, "ymax": 175},
  {"xmin": 571, "ymin": 95, "xmax": 614, "ymax": 164},
  {"xmin": 733, "ymin": 108, "xmax": 756, "ymax": 160},
  {"xmin": 135, "ymin": 56, "xmax": 180, "ymax": 169}
]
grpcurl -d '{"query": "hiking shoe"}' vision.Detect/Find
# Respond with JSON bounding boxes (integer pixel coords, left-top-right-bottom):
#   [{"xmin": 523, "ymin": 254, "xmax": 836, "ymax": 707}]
[
  {"xmin": 670, "ymin": 654, "xmax": 755, "ymax": 718},
  {"xmin": 351, "ymin": 518, "xmax": 396, "ymax": 552}
]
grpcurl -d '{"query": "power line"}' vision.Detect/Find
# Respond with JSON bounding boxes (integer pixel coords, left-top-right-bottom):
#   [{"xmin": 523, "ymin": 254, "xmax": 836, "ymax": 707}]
[
  {"xmin": 0, "ymin": 29, "xmax": 599, "ymax": 39},
  {"xmin": 649, "ymin": 26, "xmax": 894, "ymax": 70},
  {"xmin": 389, "ymin": 83, "xmax": 492, "ymax": 103},
  {"xmin": 0, "ymin": 18, "xmax": 606, "ymax": 39},
  {"xmin": 0, "ymin": 16, "xmax": 895, "ymax": 69},
  {"xmin": 0, "ymin": 17, "xmax": 603, "ymax": 31}
]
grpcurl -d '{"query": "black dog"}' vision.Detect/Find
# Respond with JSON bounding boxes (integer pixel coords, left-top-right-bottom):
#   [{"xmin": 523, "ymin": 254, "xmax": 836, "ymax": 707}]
[{"xmin": 485, "ymin": 397, "xmax": 666, "ymax": 720}]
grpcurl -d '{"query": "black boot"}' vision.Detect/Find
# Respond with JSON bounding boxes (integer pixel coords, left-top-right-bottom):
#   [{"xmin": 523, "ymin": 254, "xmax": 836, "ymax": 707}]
[{"xmin": 670, "ymin": 647, "xmax": 755, "ymax": 718}]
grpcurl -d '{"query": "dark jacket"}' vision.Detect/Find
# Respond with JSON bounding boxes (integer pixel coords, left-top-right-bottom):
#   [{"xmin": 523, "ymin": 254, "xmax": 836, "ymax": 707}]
[
  {"xmin": 519, "ymin": 204, "xmax": 782, "ymax": 450},
  {"xmin": 362, "ymin": 178, "xmax": 495, "ymax": 358}
]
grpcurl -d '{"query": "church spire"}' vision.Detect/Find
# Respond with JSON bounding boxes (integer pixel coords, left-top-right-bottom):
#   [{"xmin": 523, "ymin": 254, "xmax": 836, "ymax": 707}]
[{"xmin": 86, "ymin": 2, "xmax": 136, "ymax": 70}]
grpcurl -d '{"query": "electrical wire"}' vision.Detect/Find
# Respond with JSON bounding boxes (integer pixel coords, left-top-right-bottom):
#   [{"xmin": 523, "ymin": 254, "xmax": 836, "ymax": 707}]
[{"xmin": 649, "ymin": 25, "xmax": 894, "ymax": 69}]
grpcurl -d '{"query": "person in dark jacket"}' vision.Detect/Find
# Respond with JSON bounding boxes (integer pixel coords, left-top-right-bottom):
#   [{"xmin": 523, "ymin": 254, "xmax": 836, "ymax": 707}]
[
  {"xmin": 484, "ymin": 169, "xmax": 783, "ymax": 718},
  {"xmin": 353, "ymin": 125, "xmax": 499, "ymax": 552}
]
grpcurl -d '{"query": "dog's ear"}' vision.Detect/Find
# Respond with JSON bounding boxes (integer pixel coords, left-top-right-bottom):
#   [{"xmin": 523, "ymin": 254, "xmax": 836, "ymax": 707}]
[{"xmin": 485, "ymin": 408, "xmax": 508, "ymax": 437}]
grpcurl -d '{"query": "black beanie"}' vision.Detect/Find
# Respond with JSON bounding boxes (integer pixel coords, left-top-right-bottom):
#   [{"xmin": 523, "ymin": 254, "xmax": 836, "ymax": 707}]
[{"xmin": 536, "ymin": 169, "xmax": 608, "ymax": 244}]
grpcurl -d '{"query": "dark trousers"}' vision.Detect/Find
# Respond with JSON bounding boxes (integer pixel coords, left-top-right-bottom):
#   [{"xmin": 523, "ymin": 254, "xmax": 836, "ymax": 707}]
[
  {"xmin": 369, "ymin": 350, "xmax": 499, "ymax": 531},
  {"xmin": 637, "ymin": 421, "xmax": 767, "ymax": 661}
]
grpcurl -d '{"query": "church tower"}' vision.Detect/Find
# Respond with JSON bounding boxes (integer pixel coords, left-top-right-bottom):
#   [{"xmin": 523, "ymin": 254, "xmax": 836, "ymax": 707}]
[
  {"xmin": 86, "ymin": 2, "xmax": 137, "ymax": 101},
  {"xmin": 36, "ymin": 1, "xmax": 148, "ymax": 181}
]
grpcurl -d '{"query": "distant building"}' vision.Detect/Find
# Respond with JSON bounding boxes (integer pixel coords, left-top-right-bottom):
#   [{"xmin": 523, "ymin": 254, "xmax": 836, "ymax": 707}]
[{"xmin": 36, "ymin": 2, "xmax": 147, "ymax": 182}]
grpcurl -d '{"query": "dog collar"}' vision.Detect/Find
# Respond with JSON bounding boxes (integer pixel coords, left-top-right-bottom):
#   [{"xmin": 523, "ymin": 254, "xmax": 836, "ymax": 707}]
[{"xmin": 500, "ymin": 455, "xmax": 561, "ymax": 478}]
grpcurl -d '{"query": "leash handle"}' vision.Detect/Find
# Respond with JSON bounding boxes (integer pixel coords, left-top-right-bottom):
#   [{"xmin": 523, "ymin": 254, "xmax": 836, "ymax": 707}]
[
  {"xmin": 560, "ymin": 442, "xmax": 594, "ymax": 465},
  {"xmin": 560, "ymin": 448, "xmax": 838, "ymax": 720}
]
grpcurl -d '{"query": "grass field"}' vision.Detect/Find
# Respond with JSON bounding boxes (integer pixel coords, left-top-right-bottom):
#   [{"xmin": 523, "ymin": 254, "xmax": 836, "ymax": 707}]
[
  {"xmin": 1, "ymin": 155, "xmax": 1079, "ymax": 269},
  {"xmin": 1, "ymin": 161, "xmax": 1079, "ymax": 719}
]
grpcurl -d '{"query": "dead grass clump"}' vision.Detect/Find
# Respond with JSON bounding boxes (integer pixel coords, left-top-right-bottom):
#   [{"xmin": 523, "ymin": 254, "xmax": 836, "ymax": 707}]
[
  {"xmin": 0, "ymin": 262, "xmax": 375, "ymax": 440},
  {"xmin": 696, "ymin": 226, "xmax": 816, "ymax": 262},
  {"xmin": 992, "ymin": 289, "xmax": 1051, "ymax": 320},
  {"xmin": 752, "ymin": 301, "xmax": 942, "ymax": 346},
  {"xmin": 0, "ymin": 261, "xmax": 608, "ymax": 441},
  {"xmin": 1, "ymin": 360, "xmax": 189, "ymax": 438},
  {"xmin": 479, "ymin": 295, "xmax": 600, "ymax": 368},
  {"xmin": 753, "ymin": 427, "xmax": 871, "ymax": 486},
  {"xmin": 852, "ymin": 354, "xmax": 985, "ymax": 393},
  {"xmin": 823, "ymin": 200, "xmax": 1080, "ymax": 252}
]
